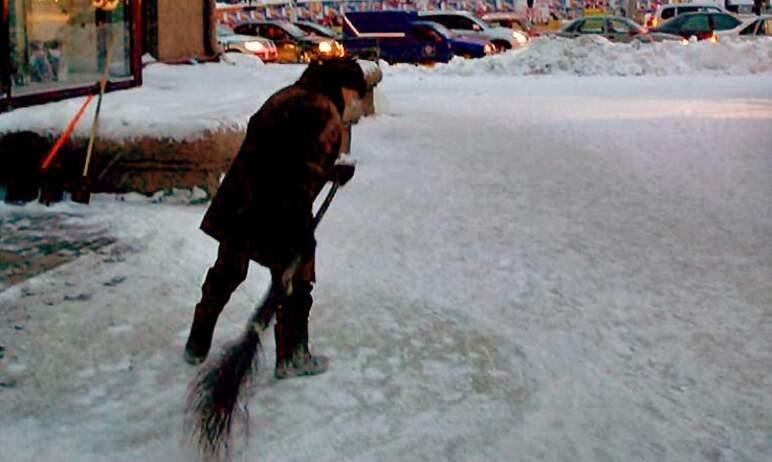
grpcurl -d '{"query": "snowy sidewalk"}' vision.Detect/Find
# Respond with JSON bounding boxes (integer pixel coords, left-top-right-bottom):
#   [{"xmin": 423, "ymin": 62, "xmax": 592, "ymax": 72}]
[{"xmin": 1, "ymin": 72, "xmax": 771, "ymax": 462}]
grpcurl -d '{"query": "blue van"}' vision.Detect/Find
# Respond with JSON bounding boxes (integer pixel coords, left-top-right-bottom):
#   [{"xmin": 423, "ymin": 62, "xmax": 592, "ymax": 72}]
[{"xmin": 342, "ymin": 11, "xmax": 493, "ymax": 64}]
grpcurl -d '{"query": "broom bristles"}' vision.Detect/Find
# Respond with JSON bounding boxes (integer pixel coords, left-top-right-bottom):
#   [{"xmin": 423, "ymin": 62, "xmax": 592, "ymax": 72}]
[{"xmin": 185, "ymin": 328, "xmax": 261, "ymax": 461}]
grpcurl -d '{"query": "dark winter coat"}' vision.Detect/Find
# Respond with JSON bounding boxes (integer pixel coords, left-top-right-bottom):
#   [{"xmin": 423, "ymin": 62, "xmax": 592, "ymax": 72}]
[{"xmin": 199, "ymin": 85, "xmax": 343, "ymax": 268}]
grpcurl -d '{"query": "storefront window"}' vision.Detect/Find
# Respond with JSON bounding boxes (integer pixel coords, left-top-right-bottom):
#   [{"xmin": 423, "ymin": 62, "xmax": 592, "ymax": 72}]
[{"xmin": 9, "ymin": 0, "xmax": 132, "ymax": 97}]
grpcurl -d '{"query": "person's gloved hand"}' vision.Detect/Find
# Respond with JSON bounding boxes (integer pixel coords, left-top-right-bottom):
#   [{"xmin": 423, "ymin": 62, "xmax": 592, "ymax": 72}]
[{"xmin": 333, "ymin": 159, "xmax": 356, "ymax": 186}]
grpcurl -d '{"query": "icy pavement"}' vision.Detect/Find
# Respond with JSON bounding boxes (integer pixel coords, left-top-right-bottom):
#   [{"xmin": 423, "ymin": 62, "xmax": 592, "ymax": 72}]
[
  {"xmin": 0, "ymin": 211, "xmax": 115, "ymax": 292},
  {"xmin": 1, "ymin": 74, "xmax": 771, "ymax": 462}
]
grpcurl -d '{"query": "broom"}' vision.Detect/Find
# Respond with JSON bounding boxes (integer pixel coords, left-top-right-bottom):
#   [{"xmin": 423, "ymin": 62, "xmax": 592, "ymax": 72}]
[
  {"xmin": 185, "ymin": 182, "xmax": 340, "ymax": 460},
  {"xmin": 71, "ymin": 28, "xmax": 114, "ymax": 204}
]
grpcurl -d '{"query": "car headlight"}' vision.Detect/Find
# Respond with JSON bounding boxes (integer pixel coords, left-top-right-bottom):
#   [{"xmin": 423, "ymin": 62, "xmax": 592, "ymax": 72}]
[
  {"xmin": 244, "ymin": 41, "xmax": 266, "ymax": 52},
  {"xmin": 318, "ymin": 41, "xmax": 333, "ymax": 53},
  {"xmin": 512, "ymin": 31, "xmax": 528, "ymax": 44}
]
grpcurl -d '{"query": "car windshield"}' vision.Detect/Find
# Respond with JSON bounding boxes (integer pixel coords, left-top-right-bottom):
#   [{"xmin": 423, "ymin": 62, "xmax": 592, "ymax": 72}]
[
  {"xmin": 655, "ymin": 15, "xmax": 682, "ymax": 32},
  {"xmin": 297, "ymin": 22, "xmax": 328, "ymax": 36},
  {"xmin": 217, "ymin": 26, "xmax": 235, "ymax": 37},
  {"xmin": 279, "ymin": 22, "xmax": 309, "ymax": 39},
  {"xmin": 561, "ymin": 19, "xmax": 580, "ymax": 32},
  {"xmin": 471, "ymin": 16, "xmax": 491, "ymax": 30},
  {"xmin": 427, "ymin": 22, "xmax": 453, "ymax": 39}
]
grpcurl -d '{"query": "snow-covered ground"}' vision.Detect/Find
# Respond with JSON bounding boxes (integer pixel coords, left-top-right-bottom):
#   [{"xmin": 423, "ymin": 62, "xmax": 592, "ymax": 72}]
[
  {"xmin": 1, "ymin": 56, "xmax": 772, "ymax": 461},
  {"xmin": 1, "ymin": 37, "xmax": 771, "ymax": 140}
]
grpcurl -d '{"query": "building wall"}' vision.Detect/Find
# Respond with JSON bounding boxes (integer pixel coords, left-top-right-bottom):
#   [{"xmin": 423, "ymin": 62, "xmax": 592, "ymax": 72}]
[
  {"xmin": 149, "ymin": 0, "xmax": 218, "ymax": 63},
  {"xmin": 157, "ymin": 0, "xmax": 204, "ymax": 61}
]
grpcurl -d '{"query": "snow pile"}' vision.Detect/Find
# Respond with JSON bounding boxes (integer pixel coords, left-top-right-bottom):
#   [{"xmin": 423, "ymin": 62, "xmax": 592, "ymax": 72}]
[
  {"xmin": 386, "ymin": 35, "xmax": 772, "ymax": 77},
  {"xmin": 0, "ymin": 59, "xmax": 304, "ymax": 141}
]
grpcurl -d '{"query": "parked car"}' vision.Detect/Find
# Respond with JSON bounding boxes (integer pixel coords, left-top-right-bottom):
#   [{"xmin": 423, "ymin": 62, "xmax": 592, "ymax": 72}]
[
  {"xmin": 652, "ymin": 12, "xmax": 742, "ymax": 40},
  {"xmin": 294, "ymin": 20, "xmax": 341, "ymax": 40},
  {"xmin": 216, "ymin": 25, "xmax": 278, "ymax": 63},
  {"xmin": 718, "ymin": 14, "xmax": 772, "ymax": 36},
  {"xmin": 557, "ymin": 16, "xmax": 681, "ymax": 42},
  {"xmin": 429, "ymin": 21, "xmax": 497, "ymax": 58},
  {"xmin": 417, "ymin": 10, "xmax": 528, "ymax": 50},
  {"xmin": 480, "ymin": 12, "xmax": 539, "ymax": 37},
  {"xmin": 646, "ymin": 3, "xmax": 724, "ymax": 29},
  {"xmin": 233, "ymin": 20, "xmax": 344, "ymax": 63},
  {"xmin": 342, "ymin": 11, "xmax": 495, "ymax": 63}
]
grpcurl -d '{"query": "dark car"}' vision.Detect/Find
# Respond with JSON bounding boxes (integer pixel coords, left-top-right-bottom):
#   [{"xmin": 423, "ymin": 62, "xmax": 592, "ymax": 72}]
[
  {"xmin": 343, "ymin": 11, "xmax": 494, "ymax": 64},
  {"xmin": 417, "ymin": 21, "xmax": 496, "ymax": 59},
  {"xmin": 652, "ymin": 12, "xmax": 742, "ymax": 40},
  {"xmin": 233, "ymin": 20, "xmax": 344, "ymax": 63},
  {"xmin": 294, "ymin": 20, "xmax": 341, "ymax": 40}
]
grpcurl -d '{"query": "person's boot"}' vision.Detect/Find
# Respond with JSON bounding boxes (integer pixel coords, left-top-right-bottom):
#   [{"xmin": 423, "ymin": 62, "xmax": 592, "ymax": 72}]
[
  {"xmin": 183, "ymin": 303, "xmax": 219, "ymax": 365},
  {"xmin": 274, "ymin": 322, "xmax": 329, "ymax": 379},
  {"xmin": 274, "ymin": 282, "xmax": 328, "ymax": 379}
]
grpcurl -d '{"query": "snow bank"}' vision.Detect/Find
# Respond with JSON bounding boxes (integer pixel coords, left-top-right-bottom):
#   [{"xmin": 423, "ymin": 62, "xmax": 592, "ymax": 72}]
[
  {"xmin": 386, "ymin": 35, "xmax": 772, "ymax": 77},
  {"xmin": 0, "ymin": 58, "xmax": 304, "ymax": 141}
]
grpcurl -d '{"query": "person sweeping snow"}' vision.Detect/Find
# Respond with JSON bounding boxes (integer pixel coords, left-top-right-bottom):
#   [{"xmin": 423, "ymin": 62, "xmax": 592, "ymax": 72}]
[{"xmin": 183, "ymin": 59, "xmax": 366, "ymax": 379}]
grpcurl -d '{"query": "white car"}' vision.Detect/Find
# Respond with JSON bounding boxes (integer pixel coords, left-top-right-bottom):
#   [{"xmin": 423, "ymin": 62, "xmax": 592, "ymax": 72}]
[
  {"xmin": 417, "ymin": 10, "xmax": 528, "ymax": 51},
  {"xmin": 216, "ymin": 26, "xmax": 278, "ymax": 62},
  {"xmin": 646, "ymin": 2, "xmax": 724, "ymax": 29},
  {"xmin": 718, "ymin": 14, "xmax": 772, "ymax": 36}
]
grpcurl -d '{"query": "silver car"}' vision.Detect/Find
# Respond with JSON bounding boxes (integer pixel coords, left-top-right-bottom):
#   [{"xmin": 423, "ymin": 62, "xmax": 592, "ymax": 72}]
[
  {"xmin": 721, "ymin": 14, "xmax": 772, "ymax": 37},
  {"xmin": 216, "ymin": 25, "xmax": 278, "ymax": 62},
  {"xmin": 417, "ymin": 10, "xmax": 528, "ymax": 51}
]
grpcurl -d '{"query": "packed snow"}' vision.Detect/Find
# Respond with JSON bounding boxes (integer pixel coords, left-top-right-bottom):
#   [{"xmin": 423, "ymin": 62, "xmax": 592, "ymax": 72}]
[{"xmin": 1, "ymin": 58, "xmax": 772, "ymax": 461}]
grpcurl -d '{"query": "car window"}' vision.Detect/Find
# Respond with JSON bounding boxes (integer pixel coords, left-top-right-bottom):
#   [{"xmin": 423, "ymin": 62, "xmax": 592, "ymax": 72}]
[
  {"xmin": 679, "ymin": 6, "xmax": 699, "ymax": 14},
  {"xmin": 711, "ymin": 14, "xmax": 741, "ymax": 30},
  {"xmin": 233, "ymin": 24, "xmax": 255, "ymax": 36},
  {"xmin": 578, "ymin": 18, "xmax": 605, "ymax": 33},
  {"xmin": 263, "ymin": 26, "xmax": 287, "ymax": 41},
  {"xmin": 657, "ymin": 15, "xmax": 683, "ymax": 33},
  {"xmin": 739, "ymin": 20, "xmax": 759, "ymax": 35},
  {"xmin": 445, "ymin": 15, "xmax": 479, "ymax": 30},
  {"xmin": 662, "ymin": 8, "xmax": 676, "ymax": 20},
  {"xmin": 425, "ymin": 15, "xmax": 453, "ymax": 29},
  {"xmin": 608, "ymin": 19, "xmax": 632, "ymax": 33},
  {"xmin": 681, "ymin": 14, "xmax": 710, "ymax": 32},
  {"xmin": 413, "ymin": 25, "xmax": 443, "ymax": 43},
  {"xmin": 562, "ymin": 20, "xmax": 580, "ymax": 32}
]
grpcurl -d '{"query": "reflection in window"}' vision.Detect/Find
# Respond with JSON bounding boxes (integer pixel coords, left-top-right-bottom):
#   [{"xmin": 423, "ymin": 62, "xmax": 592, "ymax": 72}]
[
  {"xmin": 9, "ymin": 0, "xmax": 132, "ymax": 96},
  {"xmin": 609, "ymin": 19, "xmax": 631, "ymax": 33},
  {"xmin": 579, "ymin": 19, "xmax": 605, "ymax": 33},
  {"xmin": 680, "ymin": 15, "xmax": 710, "ymax": 33}
]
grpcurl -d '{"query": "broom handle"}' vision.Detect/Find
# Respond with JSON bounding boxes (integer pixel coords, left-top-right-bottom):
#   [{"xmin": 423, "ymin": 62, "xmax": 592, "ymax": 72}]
[
  {"xmin": 251, "ymin": 181, "xmax": 339, "ymax": 331},
  {"xmin": 82, "ymin": 28, "xmax": 114, "ymax": 177}
]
